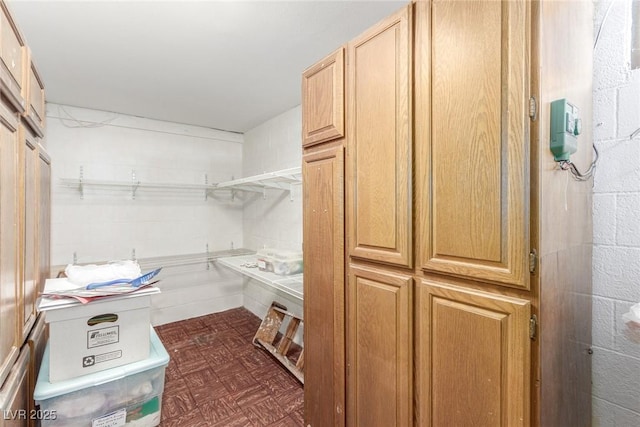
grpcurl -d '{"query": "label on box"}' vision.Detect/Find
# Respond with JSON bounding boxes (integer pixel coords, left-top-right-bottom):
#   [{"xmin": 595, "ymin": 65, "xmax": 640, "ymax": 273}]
[
  {"xmin": 92, "ymin": 408, "xmax": 126, "ymax": 427},
  {"xmin": 87, "ymin": 326, "xmax": 120, "ymax": 348},
  {"xmin": 82, "ymin": 350, "xmax": 122, "ymax": 368}
]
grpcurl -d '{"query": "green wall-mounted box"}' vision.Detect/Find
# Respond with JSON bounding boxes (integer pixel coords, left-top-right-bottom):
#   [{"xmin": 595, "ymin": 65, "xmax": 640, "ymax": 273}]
[{"xmin": 550, "ymin": 99, "xmax": 581, "ymax": 161}]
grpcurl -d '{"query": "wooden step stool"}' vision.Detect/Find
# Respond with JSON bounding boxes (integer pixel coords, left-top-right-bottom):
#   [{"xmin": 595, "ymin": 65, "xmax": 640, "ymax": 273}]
[{"xmin": 253, "ymin": 301, "xmax": 304, "ymax": 383}]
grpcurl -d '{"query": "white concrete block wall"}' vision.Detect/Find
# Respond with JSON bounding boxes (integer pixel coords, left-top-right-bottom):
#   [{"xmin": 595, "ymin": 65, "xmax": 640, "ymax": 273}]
[
  {"xmin": 240, "ymin": 105, "xmax": 303, "ymax": 324},
  {"xmin": 242, "ymin": 105, "xmax": 303, "ymax": 252},
  {"xmin": 593, "ymin": 1, "xmax": 640, "ymax": 425},
  {"xmin": 45, "ymin": 103, "xmax": 245, "ymax": 325}
]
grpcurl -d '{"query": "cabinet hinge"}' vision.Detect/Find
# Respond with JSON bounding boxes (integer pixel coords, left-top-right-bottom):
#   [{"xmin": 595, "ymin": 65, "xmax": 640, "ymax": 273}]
[
  {"xmin": 529, "ymin": 96, "xmax": 537, "ymax": 121},
  {"xmin": 529, "ymin": 314, "xmax": 538, "ymax": 340},
  {"xmin": 529, "ymin": 249, "xmax": 537, "ymax": 274}
]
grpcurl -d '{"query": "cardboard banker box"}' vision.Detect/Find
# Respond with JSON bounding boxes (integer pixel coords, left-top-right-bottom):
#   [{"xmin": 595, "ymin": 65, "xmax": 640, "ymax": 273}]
[{"xmin": 39, "ymin": 278, "xmax": 160, "ymax": 382}]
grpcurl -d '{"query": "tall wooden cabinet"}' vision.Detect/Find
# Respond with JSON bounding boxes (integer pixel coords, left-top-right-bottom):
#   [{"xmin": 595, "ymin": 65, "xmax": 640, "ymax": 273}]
[
  {"xmin": 302, "ymin": 47, "xmax": 347, "ymax": 427},
  {"xmin": 345, "ymin": 6, "xmax": 414, "ymax": 426},
  {"xmin": 302, "ymin": 142, "xmax": 345, "ymax": 426},
  {"xmin": 0, "ymin": 1, "xmax": 50, "ymax": 425},
  {"xmin": 0, "ymin": 98, "xmax": 20, "ymax": 388},
  {"xmin": 302, "ymin": 1, "xmax": 593, "ymax": 426},
  {"xmin": 413, "ymin": 0, "xmax": 532, "ymax": 424}
]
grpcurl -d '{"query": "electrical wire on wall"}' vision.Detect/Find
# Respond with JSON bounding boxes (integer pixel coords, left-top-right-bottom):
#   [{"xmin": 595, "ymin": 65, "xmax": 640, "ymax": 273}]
[
  {"xmin": 557, "ymin": 145, "xmax": 599, "ymax": 182},
  {"xmin": 553, "ymin": 1, "xmax": 613, "ymax": 182},
  {"xmin": 593, "ymin": 0, "xmax": 615, "ymax": 50},
  {"xmin": 57, "ymin": 104, "xmax": 119, "ymax": 128}
]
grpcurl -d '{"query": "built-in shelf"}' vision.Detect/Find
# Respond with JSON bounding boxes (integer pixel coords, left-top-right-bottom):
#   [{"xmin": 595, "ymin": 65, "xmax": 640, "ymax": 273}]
[
  {"xmin": 51, "ymin": 248, "xmax": 254, "ymax": 278},
  {"xmin": 138, "ymin": 248, "xmax": 253, "ymax": 270},
  {"xmin": 215, "ymin": 167, "xmax": 301, "ymax": 191},
  {"xmin": 213, "ymin": 167, "xmax": 301, "ymax": 201},
  {"xmin": 59, "ymin": 166, "xmax": 302, "ymax": 201},
  {"xmin": 59, "ymin": 167, "xmax": 214, "ymax": 199},
  {"xmin": 216, "ymin": 253, "xmax": 303, "ymax": 301}
]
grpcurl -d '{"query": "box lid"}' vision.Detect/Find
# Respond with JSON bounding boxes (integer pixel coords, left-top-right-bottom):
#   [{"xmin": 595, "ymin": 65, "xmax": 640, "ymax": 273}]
[
  {"xmin": 257, "ymin": 248, "xmax": 302, "ymax": 261},
  {"xmin": 34, "ymin": 327, "xmax": 169, "ymax": 401},
  {"xmin": 38, "ymin": 278, "xmax": 160, "ymax": 316}
]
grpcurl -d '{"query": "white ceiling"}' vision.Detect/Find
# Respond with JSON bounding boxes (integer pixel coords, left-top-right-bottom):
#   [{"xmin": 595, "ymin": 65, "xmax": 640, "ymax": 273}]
[{"xmin": 8, "ymin": 0, "xmax": 404, "ymax": 133}]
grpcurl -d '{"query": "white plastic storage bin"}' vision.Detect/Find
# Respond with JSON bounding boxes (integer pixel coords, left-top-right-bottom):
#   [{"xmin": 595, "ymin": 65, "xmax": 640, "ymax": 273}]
[
  {"xmin": 38, "ymin": 278, "xmax": 160, "ymax": 382},
  {"xmin": 34, "ymin": 327, "xmax": 169, "ymax": 427},
  {"xmin": 256, "ymin": 248, "xmax": 303, "ymax": 275}
]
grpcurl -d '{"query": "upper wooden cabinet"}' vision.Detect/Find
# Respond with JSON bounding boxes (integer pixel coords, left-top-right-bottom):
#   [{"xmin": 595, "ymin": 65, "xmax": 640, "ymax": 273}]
[
  {"xmin": 302, "ymin": 143, "xmax": 345, "ymax": 427},
  {"xmin": 0, "ymin": 1, "xmax": 26, "ymax": 113},
  {"xmin": 347, "ymin": 5, "xmax": 412, "ymax": 268},
  {"xmin": 302, "ymin": 48, "xmax": 345, "ymax": 147},
  {"xmin": 23, "ymin": 52, "xmax": 45, "ymax": 138},
  {"xmin": 415, "ymin": 0, "xmax": 530, "ymax": 289}
]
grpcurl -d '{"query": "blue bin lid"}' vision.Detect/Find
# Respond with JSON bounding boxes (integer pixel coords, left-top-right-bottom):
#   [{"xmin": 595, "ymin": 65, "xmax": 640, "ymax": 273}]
[{"xmin": 34, "ymin": 326, "xmax": 169, "ymax": 401}]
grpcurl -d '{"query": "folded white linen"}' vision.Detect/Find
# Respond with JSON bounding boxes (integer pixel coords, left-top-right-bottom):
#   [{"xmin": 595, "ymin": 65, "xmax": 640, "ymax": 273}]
[{"xmin": 64, "ymin": 260, "xmax": 141, "ymax": 286}]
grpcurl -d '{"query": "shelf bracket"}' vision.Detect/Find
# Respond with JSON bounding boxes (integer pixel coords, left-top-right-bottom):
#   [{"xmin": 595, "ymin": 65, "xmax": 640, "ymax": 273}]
[
  {"xmin": 79, "ymin": 166, "xmax": 84, "ymax": 200},
  {"xmin": 204, "ymin": 174, "xmax": 209, "ymax": 201},
  {"xmin": 131, "ymin": 170, "xmax": 140, "ymax": 200},
  {"xmin": 289, "ymin": 183, "xmax": 294, "ymax": 202},
  {"xmin": 206, "ymin": 243, "xmax": 210, "ymax": 270},
  {"xmin": 132, "ymin": 248, "xmax": 136, "ymax": 261}
]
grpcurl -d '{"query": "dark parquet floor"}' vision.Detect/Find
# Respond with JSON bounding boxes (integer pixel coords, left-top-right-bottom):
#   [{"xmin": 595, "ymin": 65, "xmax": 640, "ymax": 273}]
[{"xmin": 156, "ymin": 307, "xmax": 303, "ymax": 427}]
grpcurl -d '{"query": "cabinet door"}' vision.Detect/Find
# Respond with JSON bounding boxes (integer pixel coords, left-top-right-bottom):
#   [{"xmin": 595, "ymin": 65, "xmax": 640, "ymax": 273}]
[
  {"xmin": 416, "ymin": 280, "xmax": 530, "ymax": 426},
  {"xmin": 0, "ymin": 346, "xmax": 30, "ymax": 427},
  {"xmin": 37, "ymin": 149, "xmax": 50, "ymax": 296},
  {"xmin": 347, "ymin": 264, "xmax": 412, "ymax": 427},
  {"xmin": 27, "ymin": 314, "xmax": 46, "ymax": 427},
  {"xmin": 23, "ymin": 56, "xmax": 45, "ymax": 138},
  {"xmin": 19, "ymin": 127, "xmax": 37, "ymax": 343},
  {"xmin": 302, "ymin": 143, "xmax": 345, "ymax": 427},
  {"xmin": 302, "ymin": 48, "xmax": 344, "ymax": 147},
  {"xmin": 0, "ymin": 102, "xmax": 20, "ymax": 387},
  {"xmin": 347, "ymin": 5, "xmax": 412, "ymax": 268},
  {"xmin": 0, "ymin": 2, "xmax": 26, "ymax": 113},
  {"xmin": 415, "ymin": 0, "xmax": 531, "ymax": 288}
]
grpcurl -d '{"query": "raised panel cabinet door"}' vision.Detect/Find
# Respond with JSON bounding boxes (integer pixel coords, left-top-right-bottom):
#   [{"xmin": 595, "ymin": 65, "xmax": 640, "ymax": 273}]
[
  {"xmin": 347, "ymin": 5, "xmax": 412, "ymax": 268},
  {"xmin": 415, "ymin": 0, "xmax": 531, "ymax": 288},
  {"xmin": 302, "ymin": 143, "xmax": 345, "ymax": 427},
  {"xmin": 347, "ymin": 264, "xmax": 412, "ymax": 427},
  {"xmin": 19, "ymin": 126, "xmax": 37, "ymax": 343},
  {"xmin": 302, "ymin": 48, "xmax": 345, "ymax": 147},
  {"xmin": 37, "ymin": 149, "xmax": 51, "ymax": 296},
  {"xmin": 416, "ymin": 280, "xmax": 530, "ymax": 427},
  {"xmin": 0, "ymin": 346, "xmax": 30, "ymax": 427},
  {"xmin": 0, "ymin": 2, "xmax": 26, "ymax": 113},
  {"xmin": 24, "ymin": 56, "xmax": 45, "ymax": 138},
  {"xmin": 0, "ymin": 102, "xmax": 20, "ymax": 387},
  {"xmin": 26, "ymin": 314, "xmax": 46, "ymax": 427}
]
